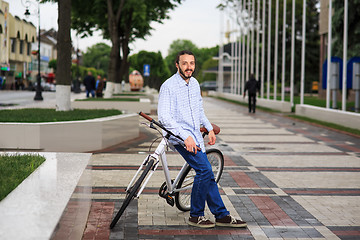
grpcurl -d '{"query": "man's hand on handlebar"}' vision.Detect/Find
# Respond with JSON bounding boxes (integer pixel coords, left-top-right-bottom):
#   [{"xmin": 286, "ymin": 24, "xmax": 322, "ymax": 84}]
[
  {"xmin": 208, "ymin": 130, "xmax": 216, "ymax": 145},
  {"xmin": 184, "ymin": 136, "xmax": 198, "ymax": 154}
]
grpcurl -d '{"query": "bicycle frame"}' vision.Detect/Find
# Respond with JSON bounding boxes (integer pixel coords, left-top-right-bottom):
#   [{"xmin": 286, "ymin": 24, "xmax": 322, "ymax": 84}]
[{"xmin": 126, "ymin": 136, "xmax": 191, "ymax": 199}]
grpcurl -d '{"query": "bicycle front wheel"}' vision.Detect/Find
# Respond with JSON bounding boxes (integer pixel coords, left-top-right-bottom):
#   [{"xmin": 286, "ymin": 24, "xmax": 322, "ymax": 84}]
[
  {"xmin": 110, "ymin": 159, "xmax": 154, "ymax": 229},
  {"xmin": 175, "ymin": 148, "xmax": 224, "ymax": 212}
]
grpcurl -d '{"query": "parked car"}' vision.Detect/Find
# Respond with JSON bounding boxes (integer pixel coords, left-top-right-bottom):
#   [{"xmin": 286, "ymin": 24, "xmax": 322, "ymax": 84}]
[{"xmin": 200, "ymin": 81, "xmax": 217, "ymax": 91}]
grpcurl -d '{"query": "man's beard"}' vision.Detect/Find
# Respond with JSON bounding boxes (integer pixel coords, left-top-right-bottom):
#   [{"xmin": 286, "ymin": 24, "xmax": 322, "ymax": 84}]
[{"xmin": 179, "ymin": 67, "xmax": 193, "ymax": 80}]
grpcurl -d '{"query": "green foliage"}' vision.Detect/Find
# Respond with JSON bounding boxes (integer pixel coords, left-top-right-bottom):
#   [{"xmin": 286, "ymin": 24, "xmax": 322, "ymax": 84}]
[
  {"xmin": 198, "ymin": 58, "xmax": 218, "ymax": 82},
  {"xmin": 332, "ymin": 0, "xmax": 360, "ymax": 58},
  {"xmin": 0, "ymin": 154, "xmax": 46, "ymax": 201},
  {"xmin": 164, "ymin": 39, "xmax": 219, "ymax": 82},
  {"xmin": 48, "ymin": 59, "xmax": 57, "ymax": 72},
  {"xmin": 71, "ymin": 0, "xmax": 183, "ymax": 84},
  {"xmin": 129, "ymin": 51, "xmax": 171, "ymax": 90},
  {"xmin": 165, "ymin": 39, "xmax": 199, "ymax": 74},
  {"xmin": 83, "ymin": 43, "xmax": 111, "ymax": 77},
  {"xmin": 0, "ymin": 109, "xmax": 122, "ymax": 123}
]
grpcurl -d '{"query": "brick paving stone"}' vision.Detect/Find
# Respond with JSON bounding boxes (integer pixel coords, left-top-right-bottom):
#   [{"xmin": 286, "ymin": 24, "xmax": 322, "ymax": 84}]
[{"xmin": 48, "ymin": 97, "xmax": 360, "ymax": 239}]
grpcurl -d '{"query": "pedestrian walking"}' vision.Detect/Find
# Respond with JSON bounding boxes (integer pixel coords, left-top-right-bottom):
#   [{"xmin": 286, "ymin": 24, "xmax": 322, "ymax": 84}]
[
  {"xmin": 244, "ymin": 73, "xmax": 260, "ymax": 113},
  {"xmin": 95, "ymin": 75, "xmax": 104, "ymax": 97},
  {"xmin": 83, "ymin": 71, "xmax": 96, "ymax": 98},
  {"xmin": 158, "ymin": 50, "xmax": 247, "ymax": 229}
]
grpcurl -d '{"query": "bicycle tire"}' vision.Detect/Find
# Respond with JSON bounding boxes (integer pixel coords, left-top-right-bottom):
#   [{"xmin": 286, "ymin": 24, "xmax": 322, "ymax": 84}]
[
  {"xmin": 110, "ymin": 159, "xmax": 154, "ymax": 229},
  {"xmin": 175, "ymin": 148, "xmax": 224, "ymax": 212}
]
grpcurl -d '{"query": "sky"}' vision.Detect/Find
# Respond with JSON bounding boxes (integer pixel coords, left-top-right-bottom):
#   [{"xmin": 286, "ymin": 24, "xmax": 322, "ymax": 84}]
[{"xmin": 8, "ymin": 0, "xmax": 222, "ymax": 57}]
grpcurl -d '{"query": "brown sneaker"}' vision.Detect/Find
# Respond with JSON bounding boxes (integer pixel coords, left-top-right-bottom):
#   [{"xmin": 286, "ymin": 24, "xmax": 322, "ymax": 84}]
[
  {"xmin": 188, "ymin": 216, "xmax": 215, "ymax": 228},
  {"xmin": 215, "ymin": 215, "xmax": 247, "ymax": 228}
]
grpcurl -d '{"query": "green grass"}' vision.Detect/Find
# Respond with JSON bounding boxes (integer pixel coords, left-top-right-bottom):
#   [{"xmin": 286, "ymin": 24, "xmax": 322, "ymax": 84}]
[
  {"xmin": 76, "ymin": 97, "xmax": 139, "ymax": 102},
  {"xmin": 269, "ymin": 95, "xmax": 355, "ymax": 112},
  {"xmin": 113, "ymin": 93, "xmax": 146, "ymax": 96},
  {"xmin": 287, "ymin": 114, "xmax": 360, "ymax": 136},
  {"xmin": 0, "ymin": 154, "xmax": 46, "ymax": 201},
  {"xmin": 0, "ymin": 108, "xmax": 122, "ymax": 123}
]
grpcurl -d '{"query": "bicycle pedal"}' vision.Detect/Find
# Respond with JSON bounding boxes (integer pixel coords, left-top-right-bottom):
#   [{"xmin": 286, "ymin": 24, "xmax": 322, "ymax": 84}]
[
  {"xmin": 159, "ymin": 182, "xmax": 168, "ymax": 198},
  {"xmin": 165, "ymin": 194, "xmax": 174, "ymax": 207}
]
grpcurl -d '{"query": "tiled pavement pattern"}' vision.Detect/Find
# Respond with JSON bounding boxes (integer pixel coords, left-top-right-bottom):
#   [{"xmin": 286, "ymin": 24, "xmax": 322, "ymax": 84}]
[{"xmin": 52, "ymin": 97, "xmax": 360, "ymax": 240}]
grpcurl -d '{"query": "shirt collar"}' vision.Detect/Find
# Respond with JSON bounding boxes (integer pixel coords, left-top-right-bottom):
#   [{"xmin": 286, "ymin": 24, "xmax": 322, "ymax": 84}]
[{"xmin": 176, "ymin": 72, "xmax": 192, "ymax": 86}]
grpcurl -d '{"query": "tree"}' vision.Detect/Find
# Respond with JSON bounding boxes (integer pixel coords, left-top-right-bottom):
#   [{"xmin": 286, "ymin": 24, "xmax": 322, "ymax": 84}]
[
  {"xmin": 165, "ymin": 39, "xmax": 219, "ymax": 81},
  {"xmin": 332, "ymin": 0, "xmax": 360, "ymax": 59},
  {"xmin": 72, "ymin": 0, "xmax": 182, "ymax": 97},
  {"xmin": 42, "ymin": 0, "xmax": 72, "ymax": 110},
  {"xmin": 48, "ymin": 59, "xmax": 57, "ymax": 72},
  {"xmin": 129, "ymin": 51, "xmax": 171, "ymax": 90},
  {"xmin": 82, "ymin": 43, "xmax": 111, "ymax": 76},
  {"xmin": 165, "ymin": 39, "xmax": 198, "ymax": 75}
]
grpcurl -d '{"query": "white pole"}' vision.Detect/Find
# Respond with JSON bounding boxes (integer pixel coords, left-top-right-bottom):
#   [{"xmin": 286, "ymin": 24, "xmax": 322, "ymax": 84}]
[
  {"xmin": 256, "ymin": 0, "xmax": 260, "ymax": 81},
  {"xmin": 261, "ymin": 0, "xmax": 266, "ymax": 98},
  {"xmin": 231, "ymin": 36, "xmax": 234, "ymax": 94},
  {"xmin": 246, "ymin": 0, "xmax": 250, "ymax": 84},
  {"xmin": 274, "ymin": 0, "xmax": 279, "ymax": 100},
  {"xmin": 267, "ymin": 0, "xmax": 272, "ymax": 99},
  {"xmin": 238, "ymin": 0, "xmax": 243, "ymax": 95},
  {"xmin": 281, "ymin": 0, "xmax": 286, "ymax": 101},
  {"xmin": 241, "ymin": 0, "xmax": 246, "ymax": 95},
  {"xmin": 326, "ymin": 0, "xmax": 332, "ymax": 109},
  {"xmin": 237, "ymin": 34, "xmax": 242, "ymax": 94},
  {"xmin": 218, "ymin": 9, "xmax": 224, "ymax": 93},
  {"xmin": 300, "ymin": 0, "xmax": 306, "ymax": 105},
  {"xmin": 234, "ymin": 34, "xmax": 238, "ymax": 94},
  {"xmin": 251, "ymin": 0, "xmax": 255, "ymax": 74},
  {"xmin": 342, "ymin": 0, "xmax": 348, "ymax": 111},
  {"xmin": 290, "ymin": 0, "xmax": 295, "ymax": 107}
]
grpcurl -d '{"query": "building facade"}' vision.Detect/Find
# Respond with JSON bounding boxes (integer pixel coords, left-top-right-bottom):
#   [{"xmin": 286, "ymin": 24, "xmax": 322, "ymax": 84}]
[{"xmin": 0, "ymin": 0, "xmax": 37, "ymax": 89}]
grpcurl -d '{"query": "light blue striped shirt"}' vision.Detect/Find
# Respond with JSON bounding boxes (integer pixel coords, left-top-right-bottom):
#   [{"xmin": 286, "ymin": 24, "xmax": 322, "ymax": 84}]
[{"xmin": 158, "ymin": 72, "xmax": 213, "ymax": 152}]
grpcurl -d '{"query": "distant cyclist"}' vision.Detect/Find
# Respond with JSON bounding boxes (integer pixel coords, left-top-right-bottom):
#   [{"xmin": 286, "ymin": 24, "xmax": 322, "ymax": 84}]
[{"xmin": 158, "ymin": 50, "xmax": 247, "ymax": 228}]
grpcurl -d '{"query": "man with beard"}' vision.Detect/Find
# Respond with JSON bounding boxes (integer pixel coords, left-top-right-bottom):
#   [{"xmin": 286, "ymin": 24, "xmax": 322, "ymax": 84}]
[{"xmin": 158, "ymin": 50, "xmax": 247, "ymax": 228}]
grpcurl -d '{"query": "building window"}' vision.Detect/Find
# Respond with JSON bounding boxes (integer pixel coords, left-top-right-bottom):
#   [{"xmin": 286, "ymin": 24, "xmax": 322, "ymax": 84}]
[
  {"xmin": 27, "ymin": 42, "xmax": 31, "ymax": 56},
  {"xmin": 20, "ymin": 40, "xmax": 24, "ymax": 54},
  {"xmin": 11, "ymin": 39, "xmax": 16, "ymax": 53}
]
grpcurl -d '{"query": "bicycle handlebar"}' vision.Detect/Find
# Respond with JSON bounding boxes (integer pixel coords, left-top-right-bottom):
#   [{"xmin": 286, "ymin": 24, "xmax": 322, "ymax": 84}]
[
  {"xmin": 139, "ymin": 111, "xmax": 202, "ymax": 151},
  {"xmin": 139, "ymin": 112, "xmax": 184, "ymax": 142}
]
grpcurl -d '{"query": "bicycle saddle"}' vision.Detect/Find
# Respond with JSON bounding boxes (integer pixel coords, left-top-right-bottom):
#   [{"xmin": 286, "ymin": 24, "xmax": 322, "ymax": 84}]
[{"xmin": 200, "ymin": 123, "xmax": 220, "ymax": 135}]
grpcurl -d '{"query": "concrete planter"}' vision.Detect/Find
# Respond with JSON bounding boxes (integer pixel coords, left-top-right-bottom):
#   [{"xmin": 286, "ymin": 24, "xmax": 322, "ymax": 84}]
[
  {"xmin": 72, "ymin": 98, "xmax": 151, "ymax": 114},
  {"xmin": 295, "ymin": 104, "xmax": 360, "ymax": 130},
  {"xmin": 0, "ymin": 113, "xmax": 139, "ymax": 152}
]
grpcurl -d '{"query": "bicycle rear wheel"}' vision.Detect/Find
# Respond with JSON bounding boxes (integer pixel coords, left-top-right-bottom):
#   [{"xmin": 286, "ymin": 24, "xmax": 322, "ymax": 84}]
[
  {"xmin": 175, "ymin": 148, "xmax": 224, "ymax": 212},
  {"xmin": 110, "ymin": 159, "xmax": 154, "ymax": 229}
]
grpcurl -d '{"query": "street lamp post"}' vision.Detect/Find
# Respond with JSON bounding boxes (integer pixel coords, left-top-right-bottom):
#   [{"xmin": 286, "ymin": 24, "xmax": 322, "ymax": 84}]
[{"xmin": 24, "ymin": 0, "xmax": 43, "ymax": 101}]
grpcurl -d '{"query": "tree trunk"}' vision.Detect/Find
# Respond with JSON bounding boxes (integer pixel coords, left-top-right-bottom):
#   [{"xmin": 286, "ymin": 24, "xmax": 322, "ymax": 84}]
[
  {"xmin": 103, "ymin": 0, "xmax": 124, "ymax": 98},
  {"xmin": 56, "ymin": 0, "xmax": 72, "ymax": 111}
]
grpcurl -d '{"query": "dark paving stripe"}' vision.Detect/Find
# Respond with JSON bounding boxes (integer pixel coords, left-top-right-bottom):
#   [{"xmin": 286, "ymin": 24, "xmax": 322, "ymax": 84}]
[
  {"xmin": 88, "ymin": 165, "xmax": 183, "ymax": 170},
  {"xmin": 284, "ymin": 188, "xmax": 360, "ymax": 196},
  {"xmin": 328, "ymin": 226, "xmax": 360, "ymax": 240},
  {"xmin": 77, "ymin": 186, "xmax": 225, "ymax": 195},
  {"xmin": 109, "ymin": 200, "xmax": 138, "ymax": 239},
  {"xmin": 246, "ymin": 152, "xmax": 348, "ymax": 155},
  {"xmin": 138, "ymin": 226, "xmax": 252, "ymax": 237},
  {"xmin": 261, "ymin": 226, "xmax": 323, "ymax": 238},
  {"xmin": 257, "ymin": 167, "xmax": 360, "ymax": 172},
  {"xmin": 224, "ymin": 141, "xmax": 318, "ymax": 144},
  {"xmin": 249, "ymin": 196, "xmax": 297, "ymax": 227}
]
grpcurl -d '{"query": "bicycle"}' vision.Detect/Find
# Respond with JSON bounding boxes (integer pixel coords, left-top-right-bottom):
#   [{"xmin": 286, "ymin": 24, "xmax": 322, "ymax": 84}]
[{"xmin": 110, "ymin": 112, "xmax": 224, "ymax": 229}]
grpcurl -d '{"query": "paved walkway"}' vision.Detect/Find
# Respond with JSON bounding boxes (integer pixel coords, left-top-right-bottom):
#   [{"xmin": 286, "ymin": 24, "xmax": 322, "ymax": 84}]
[{"xmin": 52, "ymin": 97, "xmax": 360, "ymax": 240}]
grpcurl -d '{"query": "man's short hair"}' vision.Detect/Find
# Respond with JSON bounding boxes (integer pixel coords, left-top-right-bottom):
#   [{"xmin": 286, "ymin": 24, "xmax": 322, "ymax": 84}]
[{"xmin": 175, "ymin": 50, "xmax": 196, "ymax": 64}]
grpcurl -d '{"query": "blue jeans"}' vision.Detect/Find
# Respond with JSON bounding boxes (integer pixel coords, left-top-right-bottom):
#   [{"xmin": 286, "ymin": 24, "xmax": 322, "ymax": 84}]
[
  {"xmin": 175, "ymin": 145, "xmax": 229, "ymax": 219},
  {"xmin": 86, "ymin": 89, "xmax": 95, "ymax": 98}
]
